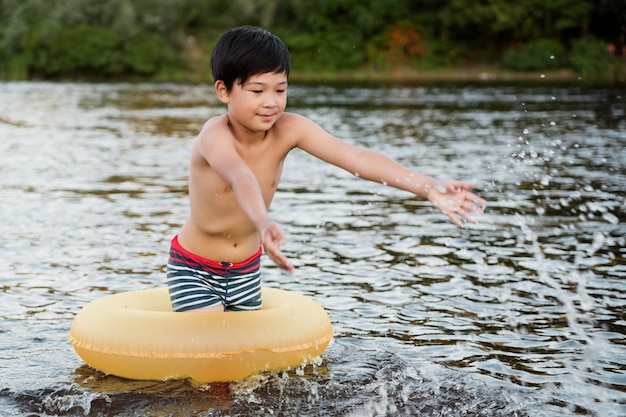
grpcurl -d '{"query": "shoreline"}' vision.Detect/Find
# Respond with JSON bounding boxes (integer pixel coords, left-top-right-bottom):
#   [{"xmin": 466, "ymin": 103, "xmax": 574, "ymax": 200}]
[
  {"xmin": 4, "ymin": 65, "xmax": 625, "ymax": 86},
  {"xmin": 288, "ymin": 66, "xmax": 626, "ymax": 86}
]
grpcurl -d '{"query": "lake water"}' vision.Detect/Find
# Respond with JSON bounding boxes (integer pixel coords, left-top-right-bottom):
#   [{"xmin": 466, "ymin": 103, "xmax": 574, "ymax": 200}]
[{"xmin": 0, "ymin": 80, "xmax": 624, "ymax": 416}]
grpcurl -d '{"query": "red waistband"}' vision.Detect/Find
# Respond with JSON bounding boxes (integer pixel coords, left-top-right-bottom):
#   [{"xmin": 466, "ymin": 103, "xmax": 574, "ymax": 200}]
[{"xmin": 171, "ymin": 235, "xmax": 262, "ymax": 268}]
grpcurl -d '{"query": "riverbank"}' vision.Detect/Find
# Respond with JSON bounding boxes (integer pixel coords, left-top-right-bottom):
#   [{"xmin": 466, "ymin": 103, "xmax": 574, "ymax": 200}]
[
  {"xmin": 5, "ymin": 63, "xmax": 624, "ymax": 86},
  {"xmin": 287, "ymin": 65, "xmax": 626, "ymax": 85},
  {"xmin": 128, "ymin": 63, "xmax": 626, "ymax": 86}
]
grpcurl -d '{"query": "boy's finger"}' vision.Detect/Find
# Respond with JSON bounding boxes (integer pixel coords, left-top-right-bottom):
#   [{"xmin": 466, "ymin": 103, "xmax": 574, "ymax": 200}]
[
  {"xmin": 272, "ymin": 252, "xmax": 293, "ymax": 272},
  {"xmin": 264, "ymin": 239, "xmax": 293, "ymax": 272}
]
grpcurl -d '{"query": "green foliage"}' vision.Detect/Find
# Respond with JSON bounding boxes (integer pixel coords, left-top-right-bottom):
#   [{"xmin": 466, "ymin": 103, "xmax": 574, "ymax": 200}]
[
  {"xmin": 569, "ymin": 36, "xmax": 615, "ymax": 75},
  {"xmin": 3, "ymin": 21, "xmax": 177, "ymax": 78},
  {"xmin": 278, "ymin": 0, "xmax": 412, "ymax": 72},
  {"xmin": 501, "ymin": 39, "xmax": 567, "ymax": 71},
  {"xmin": 438, "ymin": 0, "xmax": 593, "ymax": 42},
  {"xmin": 0, "ymin": 0, "xmax": 183, "ymax": 78},
  {"xmin": 420, "ymin": 39, "xmax": 467, "ymax": 69},
  {"xmin": 0, "ymin": 0, "xmax": 623, "ymax": 80},
  {"xmin": 281, "ymin": 29, "xmax": 366, "ymax": 72}
]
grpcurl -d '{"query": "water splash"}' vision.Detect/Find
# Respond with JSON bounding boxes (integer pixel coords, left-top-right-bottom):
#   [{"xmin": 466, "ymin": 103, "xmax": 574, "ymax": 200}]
[{"xmin": 513, "ymin": 214, "xmax": 622, "ymax": 415}]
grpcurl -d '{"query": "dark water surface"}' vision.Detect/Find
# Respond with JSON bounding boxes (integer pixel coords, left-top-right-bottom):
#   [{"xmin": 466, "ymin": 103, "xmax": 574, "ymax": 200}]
[{"xmin": 1, "ymin": 80, "xmax": 624, "ymax": 416}]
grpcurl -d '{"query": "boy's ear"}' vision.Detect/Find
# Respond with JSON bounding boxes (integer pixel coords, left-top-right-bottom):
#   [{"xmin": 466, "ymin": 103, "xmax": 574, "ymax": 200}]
[{"xmin": 215, "ymin": 81, "xmax": 230, "ymax": 104}]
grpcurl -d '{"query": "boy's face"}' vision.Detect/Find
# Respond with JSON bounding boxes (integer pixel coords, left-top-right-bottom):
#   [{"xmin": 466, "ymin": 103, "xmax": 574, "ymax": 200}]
[{"xmin": 217, "ymin": 71, "xmax": 288, "ymax": 133}]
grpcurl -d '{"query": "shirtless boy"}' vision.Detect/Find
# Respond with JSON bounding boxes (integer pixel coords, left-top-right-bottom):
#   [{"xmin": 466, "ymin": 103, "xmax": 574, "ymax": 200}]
[{"xmin": 166, "ymin": 26, "xmax": 486, "ymax": 312}]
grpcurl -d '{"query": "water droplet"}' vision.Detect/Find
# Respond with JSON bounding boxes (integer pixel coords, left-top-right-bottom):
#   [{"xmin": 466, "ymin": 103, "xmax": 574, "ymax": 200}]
[
  {"xmin": 523, "ymin": 128, "xmax": 529, "ymax": 135},
  {"xmin": 497, "ymin": 287, "xmax": 511, "ymax": 303},
  {"xmin": 587, "ymin": 231, "xmax": 606, "ymax": 256},
  {"xmin": 602, "ymin": 212, "xmax": 618, "ymax": 224}
]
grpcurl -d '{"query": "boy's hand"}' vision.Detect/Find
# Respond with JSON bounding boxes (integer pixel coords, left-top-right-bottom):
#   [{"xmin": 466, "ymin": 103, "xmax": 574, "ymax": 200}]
[
  {"xmin": 427, "ymin": 180, "xmax": 487, "ymax": 227},
  {"xmin": 260, "ymin": 221, "xmax": 294, "ymax": 273}
]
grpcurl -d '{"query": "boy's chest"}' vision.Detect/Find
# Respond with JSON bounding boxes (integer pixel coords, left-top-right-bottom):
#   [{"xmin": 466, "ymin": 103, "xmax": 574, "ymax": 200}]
[
  {"xmin": 233, "ymin": 145, "xmax": 286, "ymax": 201},
  {"xmin": 234, "ymin": 126, "xmax": 297, "ymax": 195},
  {"xmin": 248, "ymin": 156, "xmax": 284, "ymax": 198},
  {"xmin": 237, "ymin": 137, "xmax": 289, "ymax": 186}
]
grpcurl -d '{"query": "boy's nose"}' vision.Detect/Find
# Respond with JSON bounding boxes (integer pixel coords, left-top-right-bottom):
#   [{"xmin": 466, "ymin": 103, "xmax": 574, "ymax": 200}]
[{"xmin": 263, "ymin": 95, "xmax": 278, "ymax": 107}]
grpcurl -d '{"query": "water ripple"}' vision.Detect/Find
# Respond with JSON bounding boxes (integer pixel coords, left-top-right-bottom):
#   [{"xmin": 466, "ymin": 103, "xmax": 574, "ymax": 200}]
[{"xmin": 1, "ymin": 81, "xmax": 625, "ymax": 416}]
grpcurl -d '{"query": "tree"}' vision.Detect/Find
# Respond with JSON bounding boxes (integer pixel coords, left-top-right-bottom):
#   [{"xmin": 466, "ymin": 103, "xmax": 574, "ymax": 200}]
[{"xmin": 437, "ymin": 0, "xmax": 592, "ymax": 43}]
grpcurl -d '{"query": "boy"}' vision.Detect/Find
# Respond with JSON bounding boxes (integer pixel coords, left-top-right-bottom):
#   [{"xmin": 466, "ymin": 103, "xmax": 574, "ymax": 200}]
[{"xmin": 166, "ymin": 26, "xmax": 486, "ymax": 312}]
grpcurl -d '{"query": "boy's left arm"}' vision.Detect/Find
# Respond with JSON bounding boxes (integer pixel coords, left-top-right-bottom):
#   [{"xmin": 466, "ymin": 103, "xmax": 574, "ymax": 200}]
[
  {"xmin": 292, "ymin": 115, "xmax": 486, "ymax": 227},
  {"xmin": 344, "ymin": 148, "xmax": 486, "ymax": 227}
]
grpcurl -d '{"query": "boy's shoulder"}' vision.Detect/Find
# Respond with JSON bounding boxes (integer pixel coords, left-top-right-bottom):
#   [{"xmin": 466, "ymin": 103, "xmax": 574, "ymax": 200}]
[
  {"xmin": 272, "ymin": 112, "xmax": 317, "ymax": 143},
  {"xmin": 279, "ymin": 111, "xmax": 306, "ymax": 123},
  {"xmin": 274, "ymin": 111, "xmax": 313, "ymax": 131},
  {"xmin": 195, "ymin": 115, "xmax": 234, "ymax": 147},
  {"xmin": 199, "ymin": 114, "xmax": 230, "ymax": 134}
]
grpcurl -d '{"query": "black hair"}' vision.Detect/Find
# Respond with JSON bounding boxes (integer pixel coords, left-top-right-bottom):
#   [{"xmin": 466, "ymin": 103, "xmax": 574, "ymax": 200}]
[{"xmin": 210, "ymin": 26, "xmax": 291, "ymax": 91}]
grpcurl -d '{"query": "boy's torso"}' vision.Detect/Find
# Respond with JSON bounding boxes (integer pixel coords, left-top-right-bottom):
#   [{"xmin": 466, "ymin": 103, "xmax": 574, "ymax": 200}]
[{"xmin": 178, "ymin": 114, "xmax": 299, "ymax": 263}]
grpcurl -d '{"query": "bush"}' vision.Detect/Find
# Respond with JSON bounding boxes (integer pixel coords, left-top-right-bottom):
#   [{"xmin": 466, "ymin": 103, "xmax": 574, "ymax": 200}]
[
  {"xmin": 34, "ymin": 24, "xmax": 120, "ymax": 76},
  {"xmin": 501, "ymin": 39, "xmax": 566, "ymax": 71},
  {"xmin": 284, "ymin": 29, "xmax": 366, "ymax": 72},
  {"xmin": 18, "ymin": 23, "xmax": 178, "ymax": 78},
  {"xmin": 569, "ymin": 36, "xmax": 614, "ymax": 75}
]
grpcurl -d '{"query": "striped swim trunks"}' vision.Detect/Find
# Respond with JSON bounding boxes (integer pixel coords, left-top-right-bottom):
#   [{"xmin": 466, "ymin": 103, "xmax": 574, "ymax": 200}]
[{"xmin": 166, "ymin": 235, "xmax": 262, "ymax": 312}]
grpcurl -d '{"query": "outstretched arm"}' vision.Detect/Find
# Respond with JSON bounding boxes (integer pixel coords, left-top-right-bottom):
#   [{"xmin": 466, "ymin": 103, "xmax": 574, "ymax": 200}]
[
  {"xmin": 339, "ymin": 148, "xmax": 485, "ymax": 227},
  {"xmin": 292, "ymin": 115, "xmax": 486, "ymax": 226}
]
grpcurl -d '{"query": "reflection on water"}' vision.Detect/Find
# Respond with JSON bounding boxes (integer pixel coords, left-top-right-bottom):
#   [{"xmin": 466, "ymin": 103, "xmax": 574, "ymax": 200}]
[{"xmin": 0, "ymin": 81, "xmax": 624, "ymax": 416}]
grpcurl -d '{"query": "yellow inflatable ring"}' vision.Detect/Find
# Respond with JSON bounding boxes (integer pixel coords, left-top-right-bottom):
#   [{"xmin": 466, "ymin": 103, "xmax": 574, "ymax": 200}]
[{"xmin": 68, "ymin": 288, "xmax": 333, "ymax": 383}]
